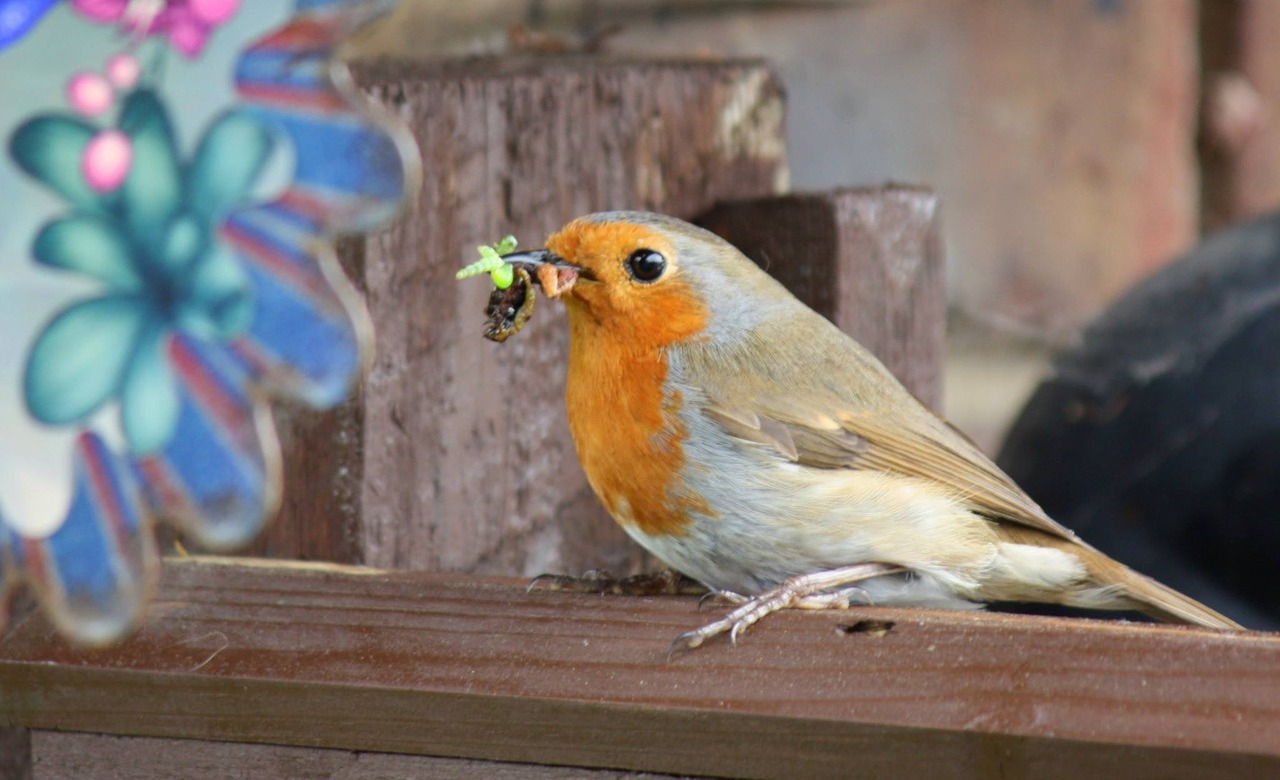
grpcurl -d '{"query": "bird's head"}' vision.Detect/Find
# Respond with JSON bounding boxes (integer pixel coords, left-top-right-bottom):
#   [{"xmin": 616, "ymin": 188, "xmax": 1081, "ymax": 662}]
[{"xmin": 501, "ymin": 211, "xmax": 796, "ymax": 350}]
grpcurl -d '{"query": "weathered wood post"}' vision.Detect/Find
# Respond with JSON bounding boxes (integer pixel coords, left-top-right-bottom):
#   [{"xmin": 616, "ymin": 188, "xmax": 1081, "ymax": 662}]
[
  {"xmin": 260, "ymin": 58, "xmax": 790, "ymax": 573},
  {"xmin": 701, "ymin": 187, "xmax": 945, "ymax": 411},
  {"xmin": 250, "ymin": 59, "xmax": 947, "ymax": 587}
]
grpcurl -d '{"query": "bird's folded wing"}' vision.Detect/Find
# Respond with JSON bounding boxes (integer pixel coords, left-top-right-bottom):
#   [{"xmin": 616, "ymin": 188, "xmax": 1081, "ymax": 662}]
[{"xmin": 701, "ymin": 390, "xmax": 1088, "ymax": 546}]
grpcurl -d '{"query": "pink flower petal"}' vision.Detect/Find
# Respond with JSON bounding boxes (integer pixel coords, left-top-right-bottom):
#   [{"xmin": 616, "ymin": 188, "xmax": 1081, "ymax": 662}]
[
  {"xmin": 82, "ymin": 130, "xmax": 133, "ymax": 193},
  {"xmin": 70, "ymin": 0, "xmax": 128, "ymax": 23},
  {"xmin": 188, "ymin": 0, "xmax": 238, "ymax": 25},
  {"xmin": 105, "ymin": 53, "xmax": 140, "ymax": 90},
  {"xmin": 67, "ymin": 72, "xmax": 114, "ymax": 117},
  {"xmin": 165, "ymin": 17, "xmax": 210, "ymax": 57}
]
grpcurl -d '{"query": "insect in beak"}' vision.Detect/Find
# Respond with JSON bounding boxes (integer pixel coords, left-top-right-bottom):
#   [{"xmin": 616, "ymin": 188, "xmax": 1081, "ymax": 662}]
[{"xmin": 500, "ymin": 249, "xmax": 585, "ymax": 297}]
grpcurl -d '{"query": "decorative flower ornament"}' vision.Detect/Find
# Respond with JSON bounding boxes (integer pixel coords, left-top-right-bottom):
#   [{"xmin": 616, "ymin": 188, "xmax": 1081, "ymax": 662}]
[
  {"xmin": 0, "ymin": 0, "xmax": 419, "ymax": 643},
  {"xmin": 0, "ymin": 1, "xmax": 59, "ymax": 50},
  {"xmin": 71, "ymin": 0, "xmax": 240, "ymax": 57},
  {"xmin": 16, "ymin": 89, "xmax": 270, "ymax": 455}
]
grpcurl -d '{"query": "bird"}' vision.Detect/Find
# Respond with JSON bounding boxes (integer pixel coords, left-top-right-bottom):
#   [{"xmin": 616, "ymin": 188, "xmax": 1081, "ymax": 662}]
[{"xmin": 496, "ymin": 210, "xmax": 1243, "ymax": 649}]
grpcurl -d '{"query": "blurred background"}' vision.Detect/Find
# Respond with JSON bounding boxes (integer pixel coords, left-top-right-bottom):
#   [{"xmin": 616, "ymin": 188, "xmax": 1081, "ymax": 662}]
[
  {"xmin": 348, "ymin": 0, "xmax": 1278, "ymax": 450},
  {"xmin": 338, "ymin": 0, "xmax": 1280, "ymax": 625}
]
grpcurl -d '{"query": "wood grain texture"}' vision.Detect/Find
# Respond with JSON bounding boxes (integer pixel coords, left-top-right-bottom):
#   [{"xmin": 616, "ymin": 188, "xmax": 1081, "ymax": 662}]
[
  {"xmin": 265, "ymin": 57, "xmax": 787, "ymax": 572},
  {"xmin": 700, "ymin": 187, "xmax": 945, "ymax": 411},
  {"xmin": 0, "ymin": 727, "xmax": 30, "ymax": 780},
  {"xmin": 29, "ymin": 731, "xmax": 688, "ymax": 780},
  {"xmin": 3, "ymin": 558, "xmax": 1279, "ymax": 780}
]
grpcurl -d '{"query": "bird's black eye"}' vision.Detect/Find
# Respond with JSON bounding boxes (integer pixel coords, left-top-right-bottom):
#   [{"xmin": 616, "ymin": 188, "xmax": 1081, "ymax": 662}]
[{"xmin": 625, "ymin": 249, "xmax": 666, "ymax": 283}]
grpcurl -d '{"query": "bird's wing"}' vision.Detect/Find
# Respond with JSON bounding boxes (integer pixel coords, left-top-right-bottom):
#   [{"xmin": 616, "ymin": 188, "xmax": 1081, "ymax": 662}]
[
  {"xmin": 699, "ymin": 387, "xmax": 1252, "ymax": 629},
  {"xmin": 700, "ymin": 388, "xmax": 1089, "ymax": 546}
]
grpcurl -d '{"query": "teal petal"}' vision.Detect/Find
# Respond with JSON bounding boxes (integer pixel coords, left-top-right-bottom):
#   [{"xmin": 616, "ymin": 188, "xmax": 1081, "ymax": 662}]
[
  {"xmin": 177, "ymin": 243, "xmax": 253, "ymax": 340},
  {"xmin": 120, "ymin": 324, "xmax": 179, "ymax": 455},
  {"xmin": 33, "ymin": 214, "xmax": 143, "ymax": 291},
  {"xmin": 118, "ymin": 90, "xmax": 182, "ymax": 240},
  {"xmin": 159, "ymin": 211, "xmax": 206, "ymax": 276},
  {"xmin": 9, "ymin": 115, "xmax": 107, "ymax": 213},
  {"xmin": 24, "ymin": 294, "xmax": 152, "ymax": 426},
  {"xmin": 189, "ymin": 110, "xmax": 276, "ymax": 220}
]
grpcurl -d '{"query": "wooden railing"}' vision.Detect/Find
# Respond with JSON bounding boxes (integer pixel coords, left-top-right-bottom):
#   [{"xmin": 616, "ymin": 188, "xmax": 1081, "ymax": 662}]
[{"xmin": 3, "ymin": 557, "xmax": 1279, "ymax": 779}]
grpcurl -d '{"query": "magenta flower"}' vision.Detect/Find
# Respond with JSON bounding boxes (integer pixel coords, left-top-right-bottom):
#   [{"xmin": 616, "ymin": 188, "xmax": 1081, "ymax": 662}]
[{"xmin": 71, "ymin": 0, "xmax": 240, "ymax": 57}]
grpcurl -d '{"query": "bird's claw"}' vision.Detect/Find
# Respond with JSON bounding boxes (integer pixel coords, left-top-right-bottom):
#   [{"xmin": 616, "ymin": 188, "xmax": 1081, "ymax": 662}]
[
  {"xmin": 666, "ymin": 563, "xmax": 904, "ymax": 656},
  {"xmin": 667, "ymin": 628, "xmax": 708, "ymax": 659},
  {"xmin": 668, "ymin": 594, "xmax": 778, "ymax": 657},
  {"xmin": 697, "ymin": 589, "xmax": 747, "ymax": 611}
]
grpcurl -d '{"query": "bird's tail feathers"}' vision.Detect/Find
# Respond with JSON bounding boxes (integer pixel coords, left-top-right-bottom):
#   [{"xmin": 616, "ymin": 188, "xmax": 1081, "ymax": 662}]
[
  {"xmin": 1071, "ymin": 548, "xmax": 1243, "ymax": 630},
  {"xmin": 1119, "ymin": 570, "xmax": 1243, "ymax": 630}
]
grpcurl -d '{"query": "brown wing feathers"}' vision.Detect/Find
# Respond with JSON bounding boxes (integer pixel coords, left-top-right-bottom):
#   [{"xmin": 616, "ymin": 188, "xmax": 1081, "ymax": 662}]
[{"xmin": 700, "ymin": 390, "xmax": 1242, "ymax": 630}]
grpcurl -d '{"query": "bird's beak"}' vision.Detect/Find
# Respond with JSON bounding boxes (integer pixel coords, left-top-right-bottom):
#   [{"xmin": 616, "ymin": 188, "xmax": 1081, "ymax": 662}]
[{"xmin": 500, "ymin": 248, "xmax": 583, "ymax": 298}]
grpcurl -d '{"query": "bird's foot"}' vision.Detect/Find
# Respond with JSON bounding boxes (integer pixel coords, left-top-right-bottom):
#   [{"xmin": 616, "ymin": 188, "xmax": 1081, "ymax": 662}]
[
  {"xmin": 528, "ymin": 568, "xmax": 707, "ymax": 597},
  {"xmin": 669, "ymin": 562, "xmax": 904, "ymax": 655},
  {"xmin": 697, "ymin": 590, "xmax": 749, "ymax": 610}
]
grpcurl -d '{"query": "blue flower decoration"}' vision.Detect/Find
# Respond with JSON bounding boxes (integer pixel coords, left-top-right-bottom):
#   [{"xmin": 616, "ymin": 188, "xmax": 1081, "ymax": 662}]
[
  {"xmin": 0, "ymin": 0, "xmax": 418, "ymax": 645},
  {"xmin": 0, "ymin": 0, "xmax": 58, "ymax": 50},
  {"xmin": 14, "ymin": 89, "xmax": 274, "ymax": 455}
]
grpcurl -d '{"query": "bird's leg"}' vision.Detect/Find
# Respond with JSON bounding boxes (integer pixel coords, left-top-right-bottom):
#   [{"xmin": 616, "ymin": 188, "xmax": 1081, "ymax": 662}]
[
  {"xmin": 529, "ymin": 568, "xmax": 707, "ymax": 597},
  {"xmin": 670, "ymin": 562, "xmax": 905, "ymax": 654},
  {"xmin": 698, "ymin": 588, "xmax": 867, "ymax": 611}
]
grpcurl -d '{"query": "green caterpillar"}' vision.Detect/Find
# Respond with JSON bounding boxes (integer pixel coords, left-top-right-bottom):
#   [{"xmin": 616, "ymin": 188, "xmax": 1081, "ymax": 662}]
[{"xmin": 456, "ymin": 235, "xmax": 519, "ymax": 289}]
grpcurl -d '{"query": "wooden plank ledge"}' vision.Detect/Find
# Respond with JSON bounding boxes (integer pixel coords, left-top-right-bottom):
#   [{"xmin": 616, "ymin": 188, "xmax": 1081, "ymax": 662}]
[{"xmin": 2, "ymin": 557, "xmax": 1279, "ymax": 779}]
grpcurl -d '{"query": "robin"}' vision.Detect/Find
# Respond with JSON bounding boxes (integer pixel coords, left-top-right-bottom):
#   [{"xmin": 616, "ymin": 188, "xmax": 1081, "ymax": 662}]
[{"xmin": 496, "ymin": 210, "xmax": 1242, "ymax": 649}]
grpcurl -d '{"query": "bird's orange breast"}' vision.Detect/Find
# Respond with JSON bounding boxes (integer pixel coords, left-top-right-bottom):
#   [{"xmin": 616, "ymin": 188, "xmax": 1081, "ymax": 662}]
[
  {"xmin": 568, "ymin": 345, "xmax": 691, "ymax": 535},
  {"xmin": 563, "ymin": 314, "xmax": 720, "ymax": 537},
  {"xmin": 557, "ymin": 319, "xmax": 714, "ymax": 538},
  {"xmin": 547, "ymin": 218, "xmax": 717, "ymax": 537}
]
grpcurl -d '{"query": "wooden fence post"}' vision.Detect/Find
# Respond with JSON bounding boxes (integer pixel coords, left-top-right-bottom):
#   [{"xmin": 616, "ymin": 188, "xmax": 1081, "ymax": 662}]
[
  {"xmin": 252, "ymin": 58, "xmax": 788, "ymax": 573},
  {"xmin": 245, "ymin": 63, "xmax": 949, "ymax": 577}
]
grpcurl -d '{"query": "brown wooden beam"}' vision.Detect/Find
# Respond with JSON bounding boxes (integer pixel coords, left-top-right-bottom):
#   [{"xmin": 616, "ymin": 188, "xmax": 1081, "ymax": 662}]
[
  {"xmin": 2, "ymin": 558, "xmax": 1278, "ymax": 779},
  {"xmin": 0, "ymin": 726, "xmax": 29, "ymax": 780},
  {"xmin": 27, "ymin": 731, "xmax": 671, "ymax": 780}
]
